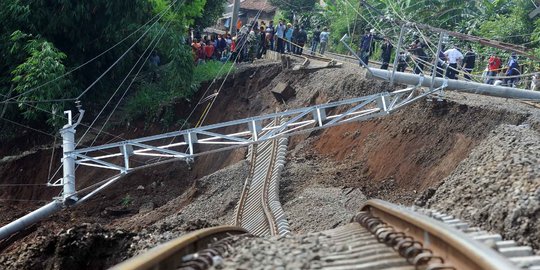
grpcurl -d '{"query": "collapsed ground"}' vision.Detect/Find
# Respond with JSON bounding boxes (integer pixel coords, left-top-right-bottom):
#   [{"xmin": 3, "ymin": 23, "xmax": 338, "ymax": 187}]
[{"xmin": 1, "ymin": 60, "xmax": 539, "ymax": 269}]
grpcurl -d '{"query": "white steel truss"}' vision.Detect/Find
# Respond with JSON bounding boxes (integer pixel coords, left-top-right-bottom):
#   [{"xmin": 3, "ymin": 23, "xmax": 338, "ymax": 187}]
[
  {"xmin": 69, "ymin": 81, "xmax": 447, "ymax": 175},
  {"xmin": 1, "ymin": 82, "xmax": 448, "ymax": 241}
]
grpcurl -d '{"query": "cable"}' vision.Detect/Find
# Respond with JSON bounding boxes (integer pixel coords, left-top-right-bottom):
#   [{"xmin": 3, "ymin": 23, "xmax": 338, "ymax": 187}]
[
  {"xmin": 47, "ymin": 136, "xmax": 58, "ymax": 182},
  {"xmin": 75, "ymin": 0, "xmax": 177, "ymax": 101},
  {"xmin": 0, "ymin": 117, "xmax": 58, "ymax": 138},
  {"xmin": 87, "ymin": 11, "xmax": 176, "ymax": 147},
  {"xmin": 1, "ymin": 6, "xmax": 173, "ymax": 104},
  {"xmin": 75, "ymin": 0, "xmax": 180, "ymax": 147},
  {"xmin": 3, "ymin": 98, "xmax": 129, "ymax": 143},
  {"xmin": 0, "ymin": 184, "xmax": 48, "ymax": 187},
  {"xmin": 153, "ymin": 8, "xmax": 267, "ymax": 162},
  {"xmin": 0, "ymin": 199, "xmax": 51, "ymax": 202}
]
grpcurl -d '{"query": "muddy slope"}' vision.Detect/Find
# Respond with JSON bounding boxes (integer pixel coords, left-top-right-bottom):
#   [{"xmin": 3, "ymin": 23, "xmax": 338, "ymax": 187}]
[{"xmin": 2, "ymin": 60, "xmax": 540, "ymax": 268}]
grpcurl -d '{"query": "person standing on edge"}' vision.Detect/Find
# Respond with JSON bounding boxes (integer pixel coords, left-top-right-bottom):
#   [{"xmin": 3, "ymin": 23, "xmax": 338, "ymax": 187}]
[
  {"xmin": 434, "ymin": 46, "xmax": 446, "ymax": 77},
  {"xmin": 397, "ymin": 51, "xmax": 408, "ymax": 72},
  {"xmin": 311, "ymin": 25, "xmax": 321, "ymax": 55},
  {"xmin": 257, "ymin": 26, "xmax": 267, "ymax": 58},
  {"xmin": 296, "ymin": 26, "xmax": 308, "ymax": 55},
  {"xmin": 531, "ymin": 72, "xmax": 539, "ymax": 91},
  {"xmin": 380, "ymin": 37, "xmax": 393, "ymax": 70},
  {"xmin": 486, "ymin": 52, "xmax": 502, "ymax": 84},
  {"xmin": 275, "ymin": 20, "xmax": 286, "ymax": 53},
  {"xmin": 236, "ymin": 19, "xmax": 242, "ymax": 32},
  {"xmin": 443, "ymin": 44, "xmax": 463, "ymax": 80},
  {"xmin": 319, "ymin": 27, "xmax": 329, "ymax": 54},
  {"xmin": 504, "ymin": 53, "xmax": 520, "ymax": 87},
  {"xmin": 359, "ymin": 29, "xmax": 382, "ymax": 67},
  {"xmin": 462, "ymin": 45, "xmax": 476, "ymax": 80},
  {"xmin": 285, "ymin": 23, "xmax": 293, "ymax": 53},
  {"xmin": 292, "ymin": 25, "xmax": 300, "ymax": 54},
  {"xmin": 265, "ymin": 21, "xmax": 275, "ymax": 50},
  {"xmin": 408, "ymin": 37, "xmax": 428, "ymax": 74}
]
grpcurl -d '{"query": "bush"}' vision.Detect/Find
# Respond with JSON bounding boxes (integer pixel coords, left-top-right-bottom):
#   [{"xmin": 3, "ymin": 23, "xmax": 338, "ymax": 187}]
[
  {"xmin": 191, "ymin": 60, "xmax": 235, "ymax": 89},
  {"xmin": 124, "ymin": 60, "xmax": 235, "ymax": 125}
]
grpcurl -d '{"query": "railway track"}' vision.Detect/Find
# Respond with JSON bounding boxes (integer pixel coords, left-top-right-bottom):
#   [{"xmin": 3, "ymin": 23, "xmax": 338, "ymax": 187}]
[
  {"xmin": 233, "ymin": 118, "xmax": 290, "ymax": 237},
  {"xmin": 113, "ymin": 199, "xmax": 540, "ymax": 270},
  {"xmin": 111, "ymin": 52, "xmax": 539, "ymax": 270}
]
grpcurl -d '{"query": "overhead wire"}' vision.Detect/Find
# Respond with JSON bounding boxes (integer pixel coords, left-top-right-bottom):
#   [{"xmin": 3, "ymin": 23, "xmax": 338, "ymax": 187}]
[
  {"xmin": 87, "ymin": 5, "xmax": 180, "ymax": 149},
  {"xmin": 1, "ymin": 8, "xmax": 171, "ymax": 104},
  {"xmin": 75, "ymin": 0, "xmax": 178, "ymax": 101},
  {"xmin": 0, "ymin": 117, "xmax": 58, "ymax": 138},
  {"xmin": 154, "ymin": 6, "xmax": 267, "ymax": 161},
  {"xmin": 1, "ymin": 0, "xmax": 184, "ymax": 205}
]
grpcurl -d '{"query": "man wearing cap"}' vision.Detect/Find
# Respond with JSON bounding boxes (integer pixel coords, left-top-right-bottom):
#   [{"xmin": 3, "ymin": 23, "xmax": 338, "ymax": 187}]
[
  {"xmin": 359, "ymin": 29, "xmax": 382, "ymax": 67},
  {"xmin": 275, "ymin": 20, "xmax": 286, "ymax": 53},
  {"xmin": 503, "ymin": 53, "xmax": 520, "ymax": 87},
  {"xmin": 444, "ymin": 44, "xmax": 463, "ymax": 80},
  {"xmin": 285, "ymin": 23, "xmax": 293, "ymax": 53}
]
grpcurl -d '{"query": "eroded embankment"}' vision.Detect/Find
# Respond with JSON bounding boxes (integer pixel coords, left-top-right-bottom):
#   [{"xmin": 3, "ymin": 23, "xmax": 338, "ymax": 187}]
[{"xmin": 1, "ymin": 61, "xmax": 539, "ymax": 269}]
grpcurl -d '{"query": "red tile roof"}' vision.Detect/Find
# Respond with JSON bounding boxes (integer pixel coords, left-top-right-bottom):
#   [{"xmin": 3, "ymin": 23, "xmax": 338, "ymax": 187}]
[{"xmin": 228, "ymin": 0, "xmax": 277, "ymax": 12}]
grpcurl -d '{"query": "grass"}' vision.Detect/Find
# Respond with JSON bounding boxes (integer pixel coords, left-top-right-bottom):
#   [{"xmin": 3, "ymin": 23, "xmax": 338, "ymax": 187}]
[
  {"xmin": 124, "ymin": 60, "xmax": 236, "ymax": 124},
  {"xmin": 191, "ymin": 60, "xmax": 235, "ymax": 89}
]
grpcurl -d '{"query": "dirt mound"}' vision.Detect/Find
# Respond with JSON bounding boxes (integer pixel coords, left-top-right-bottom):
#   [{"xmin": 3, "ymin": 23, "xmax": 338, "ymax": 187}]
[
  {"xmin": 0, "ymin": 223, "xmax": 134, "ymax": 270},
  {"xmin": 422, "ymin": 124, "xmax": 540, "ymax": 250},
  {"xmin": 2, "ymin": 59, "xmax": 540, "ymax": 268}
]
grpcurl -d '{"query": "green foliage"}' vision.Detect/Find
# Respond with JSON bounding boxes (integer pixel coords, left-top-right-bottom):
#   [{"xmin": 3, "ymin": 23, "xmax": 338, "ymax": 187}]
[
  {"xmin": 124, "ymin": 60, "xmax": 234, "ymax": 124},
  {"xmin": 193, "ymin": 0, "xmax": 226, "ymax": 29},
  {"xmin": 1, "ymin": 0, "xmax": 228, "ymax": 135},
  {"xmin": 475, "ymin": 1, "xmax": 535, "ymax": 45},
  {"xmin": 10, "ymin": 31, "xmax": 71, "ymax": 125},
  {"xmin": 191, "ymin": 61, "xmax": 235, "ymax": 89},
  {"xmin": 121, "ymin": 194, "xmax": 133, "ymax": 206}
]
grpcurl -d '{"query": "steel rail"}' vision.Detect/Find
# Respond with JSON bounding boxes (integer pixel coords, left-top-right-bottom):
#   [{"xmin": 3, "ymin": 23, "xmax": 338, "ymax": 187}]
[
  {"xmin": 361, "ymin": 199, "xmax": 519, "ymax": 270},
  {"xmin": 109, "ymin": 226, "xmax": 247, "ymax": 270},
  {"xmin": 233, "ymin": 118, "xmax": 290, "ymax": 237}
]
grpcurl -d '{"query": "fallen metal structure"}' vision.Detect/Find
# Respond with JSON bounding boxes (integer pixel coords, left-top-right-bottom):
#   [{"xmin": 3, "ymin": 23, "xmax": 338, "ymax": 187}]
[
  {"xmin": 0, "ymin": 81, "xmax": 444, "ymax": 241},
  {"xmin": 2, "ymin": 60, "xmax": 540, "ymax": 241},
  {"xmin": 368, "ymin": 68, "xmax": 540, "ymax": 100}
]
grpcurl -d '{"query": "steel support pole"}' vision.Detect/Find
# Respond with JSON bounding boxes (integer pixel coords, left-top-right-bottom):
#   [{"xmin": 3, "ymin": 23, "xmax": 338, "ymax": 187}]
[
  {"xmin": 431, "ymin": 33, "xmax": 444, "ymax": 90},
  {"xmin": 368, "ymin": 68, "xmax": 540, "ymax": 100},
  {"xmin": 0, "ymin": 201, "xmax": 62, "ymax": 240},
  {"xmin": 60, "ymin": 124, "xmax": 77, "ymax": 205},
  {"xmin": 391, "ymin": 25, "xmax": 406, "ymax": 87}
]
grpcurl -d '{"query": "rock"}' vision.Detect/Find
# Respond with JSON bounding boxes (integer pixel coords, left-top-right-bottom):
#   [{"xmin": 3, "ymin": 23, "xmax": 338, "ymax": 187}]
[{"xmin": 138, "ymin": 202, "xmax": 155, "ymax": 214}]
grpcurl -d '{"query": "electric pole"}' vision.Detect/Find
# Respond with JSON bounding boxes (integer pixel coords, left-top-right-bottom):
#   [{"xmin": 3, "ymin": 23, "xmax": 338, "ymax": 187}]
[{"xmin": 231, "ymin": 0, "xmax": 241, "ymax": 35}]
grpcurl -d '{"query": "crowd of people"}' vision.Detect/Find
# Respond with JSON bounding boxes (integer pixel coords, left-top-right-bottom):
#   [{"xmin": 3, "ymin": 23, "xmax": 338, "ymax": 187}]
[
  {"xmin": 189, "ymin": 20, "xmax": 331, "ymax": 65},
  {"xmin": 358, "ymin": 29, "xmax": 530, "ymax": 88},
  {"xmin": 189, "ymin": 23, "xmax": 533, "ymax": 90}
]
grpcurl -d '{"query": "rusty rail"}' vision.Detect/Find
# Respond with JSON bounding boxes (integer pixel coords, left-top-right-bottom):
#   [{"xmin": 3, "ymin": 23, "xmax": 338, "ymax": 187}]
[{"xmin": 110, "ymin": 226, "xmax": 247, "ymax": 270}]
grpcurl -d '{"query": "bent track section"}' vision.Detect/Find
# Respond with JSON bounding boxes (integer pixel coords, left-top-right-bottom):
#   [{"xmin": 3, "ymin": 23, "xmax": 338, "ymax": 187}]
[
  {"xmin": 233, "ymin": 118, "xmax": 290, "ymax": 236},
  {"xmin": 114, "ymin": 199, "xmax": 540, "ymax": 269}
]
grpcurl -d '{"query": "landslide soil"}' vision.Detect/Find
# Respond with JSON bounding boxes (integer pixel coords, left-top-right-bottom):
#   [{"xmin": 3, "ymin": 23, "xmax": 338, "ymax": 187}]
[{"xmin": 1, "ymin": 59, "xmax": 540, "ymax": 269}]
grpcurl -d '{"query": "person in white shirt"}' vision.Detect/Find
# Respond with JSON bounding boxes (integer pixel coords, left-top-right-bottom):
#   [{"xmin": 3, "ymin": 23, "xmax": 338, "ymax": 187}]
[
  {"xmin": 444, "ymin": 45, "xmax": 464, "ymax": 79},
  {"xmin": 532, "ymin": 73, "xmax": 539, "ymax": 91}
]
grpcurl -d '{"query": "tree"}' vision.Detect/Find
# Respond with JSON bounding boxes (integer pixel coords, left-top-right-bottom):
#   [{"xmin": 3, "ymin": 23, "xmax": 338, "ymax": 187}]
[{"xmin": 0, "ymin": 0, "xmax": 220, "ymax": 133}]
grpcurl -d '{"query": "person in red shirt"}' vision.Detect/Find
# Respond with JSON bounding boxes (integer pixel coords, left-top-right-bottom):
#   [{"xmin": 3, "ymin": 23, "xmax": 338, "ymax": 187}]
[
  {"xmin": 192, "ymin": 39, "xmax": 202, "ymax": 64},
  {"xmin": 486, "ymin": 53, "xmax": 502, "ymax": 84},
  {"xmin": 204, "ymin": 40, "xmax": 215, "ymax": 60}
]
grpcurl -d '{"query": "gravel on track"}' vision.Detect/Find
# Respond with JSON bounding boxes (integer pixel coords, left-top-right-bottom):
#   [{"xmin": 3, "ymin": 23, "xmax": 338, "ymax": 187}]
[{"xmin": 422, "ymin": 124, "xmax": 540, "ymax": 250}]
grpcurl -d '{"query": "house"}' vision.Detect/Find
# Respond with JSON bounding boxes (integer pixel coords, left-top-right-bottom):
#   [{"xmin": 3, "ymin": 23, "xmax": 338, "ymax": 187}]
[{"xmin": 219, "ymin": 0, "xmax": 277, "ymax": 31}]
